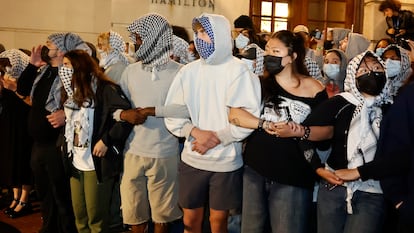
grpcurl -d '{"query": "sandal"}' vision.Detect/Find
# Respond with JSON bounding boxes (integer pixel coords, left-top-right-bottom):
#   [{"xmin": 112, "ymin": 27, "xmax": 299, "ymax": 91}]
[
  {"xmin": 8, "ymin": 201, "xmax": 33, "ymax": 218},
  {"xmin": 3, "ymin": 198, "xmax": 19, "ymax": 215}
]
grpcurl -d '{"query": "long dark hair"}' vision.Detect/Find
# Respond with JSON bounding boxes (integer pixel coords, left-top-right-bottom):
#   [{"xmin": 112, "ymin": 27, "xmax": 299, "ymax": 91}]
[
  {"xmin": 270, "ymin": 30, "xmax": 309, "ymax": 76},
  {"xmin": 262, "ymin": 30, "xmax": 309, "ymax": 104},
  {"xmin": 63, "ymin": 50, "xmax": 115, "ymax": 107}
]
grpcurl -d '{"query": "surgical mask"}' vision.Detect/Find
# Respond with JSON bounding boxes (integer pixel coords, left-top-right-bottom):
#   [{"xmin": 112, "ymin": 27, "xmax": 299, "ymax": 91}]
[
  {"xmin": 235, "ymin": 33, "xmax": 249, "ymax": 49},
  {"xmin": 356, "ymin": 71, "xmax": 386, "ymax": 96},
  {"xmin": 195, "ymin": 38, "xmax": 215, "ymax": 60},
  {"xmin": 385, "ymin": 59, "xmax": 401, "ymax": 78},
  {"xmin": 264, "ymin": 55, "xmax": 284, "ymax": 76},
  {"xmin": 323, "ymin": 64, "xmax": 340, "ymax": 79},
  {"xmin": 41, "ymin": 46, "xmax": 51, "ymax": 64},
  {"xmin": 375, "ymin": 48, "xmax": 385, "ymax": 57},
  {"xmin": 58, "ymin": 66, "xmax": 74, "ymax": 97},
  {"xmin": 5, "ymin": 66, "xmax": 12, "ymax": 75},
  {"xmin": 98, "ymin": 50, "xmax": 108, "ymax": 67}
]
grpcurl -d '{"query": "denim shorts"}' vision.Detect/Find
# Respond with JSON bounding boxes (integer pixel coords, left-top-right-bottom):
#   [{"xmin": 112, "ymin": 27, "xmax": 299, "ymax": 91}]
[{"xmin": 178, "ymin": 161, "xmax": 242, "ymax": 210}]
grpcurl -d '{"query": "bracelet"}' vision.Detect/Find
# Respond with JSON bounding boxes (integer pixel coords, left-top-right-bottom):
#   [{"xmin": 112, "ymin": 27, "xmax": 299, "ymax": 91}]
[
  {"xmin": 257, "ymin": 118, "xmax": 265, "ymax": 130},
  {"xmin": 301, "ymin": 126, "xmax": 311, "ymax": 140},
  {"xmin": 263, "ymin": 120, "xmax": 270, "ymax": 130}
]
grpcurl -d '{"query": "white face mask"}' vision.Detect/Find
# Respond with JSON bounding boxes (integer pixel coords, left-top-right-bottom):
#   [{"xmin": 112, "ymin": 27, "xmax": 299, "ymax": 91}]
[
  {"xmin": 323, "ymin": 63, "xmax": 340, "ymax": 79},
  {"xmin": 235, "ymin": 33, "xmax": 250, "ymax": 49},
  {"xmin": 98, "ymin": 49, "xmax": 108, "ymax": 67},
  {"xmin": 385, "ymin": 59, "xmax": 401, "ymax": 78},
  {"xmin": 375, "ymin": 47, "xmax": 385, "ymax": 57}
]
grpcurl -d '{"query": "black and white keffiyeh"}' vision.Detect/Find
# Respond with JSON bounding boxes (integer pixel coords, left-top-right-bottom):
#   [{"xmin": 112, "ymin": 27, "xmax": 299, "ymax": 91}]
[
  {"xmin": 382, "ymin": 45, "xmax": 412, "ymax": 97},
  {"xmin": 339, "ymin": 51, "xmax": 392, "ymax": 214},
  {"xmin": 59, "ymin": 66, "xmax": 75, "ymax": 105},
  {"xmin": 172, "ymin": 35, "xmax": 190, "ymax": 64},
  {"xmin": 59, "ymin": 68, "xmax": 97, "ymax": 155},
  {"xmin": 127, "ymin": 13, "xmax": 172, "ymax": 74},
  {"xmin": 48, "ymin": 32, "xmax": 92, "ymax": 55},
  {"xmin": 243, "ymin": 43, "xmax": 264, "ymax": 75},
  {"xmin": 100, "ymin": 31, "xmax": 129, "ymax": 69},
  {"xmin": 0, "ymin": 49, "xmax": 30, "ymax": 78}
]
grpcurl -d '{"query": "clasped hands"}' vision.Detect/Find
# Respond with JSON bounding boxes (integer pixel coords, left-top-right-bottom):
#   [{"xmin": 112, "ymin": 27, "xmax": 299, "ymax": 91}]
[
  {"xmin": 120, "ymin": 107, "xmax": 154, "ymax": 125},
  {"xmin": 190, "ymin": 127, "xmax": 220, "ymax": 155},
  {"xmin": 264, "ymin": 121, "xmax": 305, "ymax": 138}
]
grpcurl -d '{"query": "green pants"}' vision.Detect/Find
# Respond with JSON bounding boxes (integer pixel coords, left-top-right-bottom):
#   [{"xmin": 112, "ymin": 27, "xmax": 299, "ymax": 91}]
[{"xmin": 70, "ymin": 169, "xmax": 114, "ymax": 233}]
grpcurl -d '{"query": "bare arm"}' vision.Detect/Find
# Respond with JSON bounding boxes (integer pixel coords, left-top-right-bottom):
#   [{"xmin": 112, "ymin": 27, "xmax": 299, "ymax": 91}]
[{"xmin": 228, "ymin": 107, "xmax": 261, "ymax": 129}]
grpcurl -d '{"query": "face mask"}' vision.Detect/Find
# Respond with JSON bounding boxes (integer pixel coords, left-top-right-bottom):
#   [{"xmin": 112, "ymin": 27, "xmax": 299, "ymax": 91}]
[
  {"xmin": 323, "ymin": 64, "xmax": 340, "ymax": 79},
  {"xmin": 195, "ymin": 38, "xmax": 215, "ymax": 60},
  {"xmin": 41, "ymin": 46, "xmax": 51, "ymax": 64},
  {"xmin": 264, "ymin": 55, "xmax": 284, "ymax": 76},
  {"xmin": 385, "ymin": 59, "xmax": 401, "ymax": 78},
  {"xmin": 324, "ymin": 40, "xmax": 333, "ymax": 51},
  {"xmin": 356, "ymin": 71, "xmax": 386, "ymax": 96},
  {"xmin": 375, "ymin": 48, "xmax": 385, "ymax": 57},
  {"xmin": 59, "ymin": 66, "xmax": 74, "ymax": 97},
  {"xmin": 98, "ymin": 50, "xmax": 108, "ymax": 67},
  {"xmin": 5, "ymin": 66, "xmax": 12, "ymax": 75},
  {"xmin": 235, "ymin": 33, "xmax": 250, "ymax": 49}
]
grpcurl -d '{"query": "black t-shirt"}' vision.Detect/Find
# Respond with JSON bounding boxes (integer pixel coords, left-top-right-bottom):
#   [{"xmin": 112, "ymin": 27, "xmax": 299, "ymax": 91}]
[
  {"xmin": 303, "ymin": 95, "xmax": 355, "ymax": 170},
  {"xmin": 243, "ymin": 79, "xmax": 328, "ymax": 190}
]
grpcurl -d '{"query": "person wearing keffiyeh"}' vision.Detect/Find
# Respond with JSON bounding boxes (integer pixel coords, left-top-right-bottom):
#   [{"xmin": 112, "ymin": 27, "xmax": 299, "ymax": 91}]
[
  {"xmin": 295, "ymin": 50, "xmax": 409, "ymax": 233},
  {"xmin": 58, "ymin": 49, "xmax": 132, "ymax": 233},
  {"xmin": 116, "ymin": 13, "xmax": 188, "ymax": 233},
  {"xmin": 0, "ymin": 49, "xmax": 34, "ymax": 219},
  {"xmin": 97, "ymin": 30, "xmax": 130, "ymax": 83},
  {"xmin": 16, "ymin": 32, "xmax": 91, "ymax": 233},
  {"xmin": 164, "ymin": 13, "xmax": 261, "ymax": 233}
]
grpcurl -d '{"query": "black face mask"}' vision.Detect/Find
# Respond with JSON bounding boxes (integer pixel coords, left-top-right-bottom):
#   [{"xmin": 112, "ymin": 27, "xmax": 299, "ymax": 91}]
[
  {"xmin": 324, "ymin": 40, "xmax": 333, "ymax": 50},
  {"xmin": 40, "ymin": 46, "xmax": 51, "ymax": 64},
  {"xmin": 356, "ymin": 71, "xmax": 386, "ymax": 96},
  {"xmin": 264, "ymin": 55, "xmax": 284, "ymax": 76}
]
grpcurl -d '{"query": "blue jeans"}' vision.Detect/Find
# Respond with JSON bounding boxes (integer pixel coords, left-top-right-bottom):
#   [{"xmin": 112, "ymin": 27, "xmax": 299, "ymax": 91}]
[
  {"xmin": 241, "ymin": 166, "xmax": 312, "ymax": 233},
  {"xmin": 317, "ymin": 181, "xmax": 385, "ymax": 233}
]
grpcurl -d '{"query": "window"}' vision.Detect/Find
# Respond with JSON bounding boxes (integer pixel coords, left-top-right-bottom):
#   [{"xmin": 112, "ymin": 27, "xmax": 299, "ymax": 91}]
[
  {"xmin": 251, "ymin": 0, "xmax": 290, "ymax": 33},
  {"xmin": 250, "ymin": 0, "xmax": 359, "ymax": 34}
]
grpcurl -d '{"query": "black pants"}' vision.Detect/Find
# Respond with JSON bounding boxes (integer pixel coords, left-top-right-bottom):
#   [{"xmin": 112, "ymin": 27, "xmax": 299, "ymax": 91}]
[{"xmin": 31, "ymin": 142, "xmax": 77, "ymax": 233}]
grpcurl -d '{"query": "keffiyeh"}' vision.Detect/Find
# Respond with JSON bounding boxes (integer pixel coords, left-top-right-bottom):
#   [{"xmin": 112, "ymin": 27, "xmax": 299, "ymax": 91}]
[
  {"xmin": 0, "ymin": 49, "xmax": 30, "ymax": 78},
  {"xmin": 127, "ymin": 13, "xmax": 172, "ymax": 76},
  {"xmin": 382, "ymin": 45, "xmax": 412, "ymax": 97},
  {"xmin": 339, "ymin": 51, "xmax": 390, "ymax": 214},
  {"xmin": 243, "ymin": 43, "xmax": 264, "ymax": 75},
  {"xmin": 100, "ymin": 31, "xmax": 130, "ymax": 69},
  {"xmin": 60, "ymin": 70, "xmax": 97, "ymax": 156},
  {"xmin": 58, "ymin": 66, "xmax": 77, "ymax": 109},
  {"xmin": 172, "ymin": 35, "xmax": 190, "ymax": 64},
  {"xmin": 48, "ymin": 32, "xmax": 92, "ymax": 55},
  {"xmin": 193, "ymin": 16, "xmax": 215, "ymax": 60}
]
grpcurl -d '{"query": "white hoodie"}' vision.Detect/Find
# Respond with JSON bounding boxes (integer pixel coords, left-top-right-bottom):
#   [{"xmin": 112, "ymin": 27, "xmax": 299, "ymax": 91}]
[{"xmin": 164, "ymin": 13, "xmax": 261, "ymax": 172}]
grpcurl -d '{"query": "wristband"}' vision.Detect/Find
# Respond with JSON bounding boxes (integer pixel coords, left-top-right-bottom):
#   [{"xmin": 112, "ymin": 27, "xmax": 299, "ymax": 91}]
[
  {"xmin": 258, "ymin": 118, "xmax": 265, "ymax": 130},
  {"xmin": 301, "ymin": 126, "xmax": 311, "ymax": 140}
]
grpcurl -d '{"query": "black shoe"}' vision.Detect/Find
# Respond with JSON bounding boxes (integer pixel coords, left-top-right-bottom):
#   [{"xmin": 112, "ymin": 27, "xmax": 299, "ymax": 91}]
[
  {"xmin": 3, "ymin": 198, "xmax": 19, "ymax": 215},
  {"xmin": 8, "ymin": 201, "xmax": 32, "ymax": 218}
]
